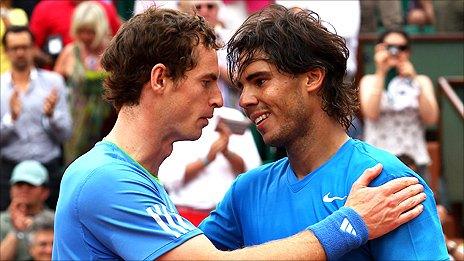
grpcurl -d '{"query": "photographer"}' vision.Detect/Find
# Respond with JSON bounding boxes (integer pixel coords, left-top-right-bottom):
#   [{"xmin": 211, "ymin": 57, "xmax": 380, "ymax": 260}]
[{"xmin": 359, "ymin": 29, "xmax": 439, "ymax": 180}]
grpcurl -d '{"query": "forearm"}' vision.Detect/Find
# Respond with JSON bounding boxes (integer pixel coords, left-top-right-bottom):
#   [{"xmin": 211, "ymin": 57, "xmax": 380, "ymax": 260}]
[
  {"xmin": 416, "ymin": 77, "xmax": 439, "ymax": 125},
  {"xmin": 220, "ymin": 230, "xmax": 325, "ymax": 260},
  {"xmin": 160, "ymin": 231, "xmax": 325, "ymax": 260},
  {"xmin": 361, "ymin": 74, "xmax": 384, "ymax": 120},
  {"xmin": 223, "ymin": 150, "xmax": 245, "ymax": 175},
  {"xmin": 418, "ymin": 93, "xmax": 439, "ymax": 125},
  {"xmin": 183, "ymin": 160, "xmax": 207, "ymax": 185},
  {"xmin": 0, "ymin": 232, "xmax": 18, "ymax": 261}
]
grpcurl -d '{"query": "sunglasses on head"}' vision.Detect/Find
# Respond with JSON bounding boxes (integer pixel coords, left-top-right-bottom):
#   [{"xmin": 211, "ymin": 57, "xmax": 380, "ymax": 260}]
[{"xmin": 195, "ymin": 3, "xmax": 216, "ymax": 10}]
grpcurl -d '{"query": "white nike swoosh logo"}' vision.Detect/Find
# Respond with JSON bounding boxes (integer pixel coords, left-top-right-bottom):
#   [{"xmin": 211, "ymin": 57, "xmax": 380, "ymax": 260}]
[{"xmin": 323, "ymin": 192, "xmax": 347, "ymax": 203}]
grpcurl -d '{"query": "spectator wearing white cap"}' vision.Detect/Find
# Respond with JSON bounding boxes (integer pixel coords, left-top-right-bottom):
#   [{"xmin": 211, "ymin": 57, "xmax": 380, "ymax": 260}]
[{"xmin": 0, "ymin": 160, "xmax": 54, "ymax": 261}]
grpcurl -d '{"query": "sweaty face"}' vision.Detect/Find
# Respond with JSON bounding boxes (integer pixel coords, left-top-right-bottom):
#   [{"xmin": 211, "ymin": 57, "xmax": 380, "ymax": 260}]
[
  {"xmin": 29, "ymin": 229, "xmax": 54, "ymax": 261},
  {"xmin": 238, "ymin": 60, "xmax": 310, "ymax": 147},
  {"xmin": 5, "ymin": 31, "xmax": 34, "ymax": 71},
  {"xmin": 167, "ymin": 45, "xmax": 223, "ymax": 141}
]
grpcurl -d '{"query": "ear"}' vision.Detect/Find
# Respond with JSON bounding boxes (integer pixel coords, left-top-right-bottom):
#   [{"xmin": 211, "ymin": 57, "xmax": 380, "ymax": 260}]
[
  {"xmin": 305, "ymin": 67, "xmax": 325, "ymax": 93},
  {"xmin": 150, "ymin": 63, "xmax": 169, "ymax": 94},
  {"xmin": 40, "ymin": 187, "xmax": 50, "ymax": 202}
]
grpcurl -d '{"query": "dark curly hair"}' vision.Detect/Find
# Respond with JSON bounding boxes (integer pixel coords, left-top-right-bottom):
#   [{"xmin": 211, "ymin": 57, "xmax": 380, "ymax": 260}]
[
  {"xmin": 101, "ymin": 7, "xmax": 220, "ymax": 111},
  {"xmin": 227, "ymin": 4, "xmax": 358, "ymax": 130}
]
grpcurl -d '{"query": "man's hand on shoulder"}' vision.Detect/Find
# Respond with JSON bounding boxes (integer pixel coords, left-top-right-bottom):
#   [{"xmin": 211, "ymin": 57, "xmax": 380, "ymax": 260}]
[{"xmin": 345, "ymin": 163, "xmax": 426, "ymax": 239}]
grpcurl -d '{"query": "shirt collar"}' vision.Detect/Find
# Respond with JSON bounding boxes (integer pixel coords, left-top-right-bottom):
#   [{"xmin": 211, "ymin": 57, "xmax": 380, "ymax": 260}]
[{"xmin": 4, "ymin": 67, "xmax": 38, "ymax": 89}]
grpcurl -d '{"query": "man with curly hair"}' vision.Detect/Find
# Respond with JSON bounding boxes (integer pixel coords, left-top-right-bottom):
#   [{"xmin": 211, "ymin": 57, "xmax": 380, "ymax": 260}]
[{"xmin": 199, "ymin": 4, "xmax": 447, "ymax": 260}]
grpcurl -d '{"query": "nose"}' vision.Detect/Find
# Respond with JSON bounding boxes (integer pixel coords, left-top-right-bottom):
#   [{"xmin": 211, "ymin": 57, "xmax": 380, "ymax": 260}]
[
  {"xmin": 210, "ymin": 83, "xmax": 223, "ymax": 108},
  {"xmin": 239, "ymin": 87, "xmax": 258, "ymax": 109}
]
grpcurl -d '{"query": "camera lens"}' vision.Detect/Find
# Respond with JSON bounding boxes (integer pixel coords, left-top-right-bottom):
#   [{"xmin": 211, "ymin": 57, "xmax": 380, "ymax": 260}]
[{"xmin": 387, "ymin": 45, "xmax": 400, "ymax": 56}]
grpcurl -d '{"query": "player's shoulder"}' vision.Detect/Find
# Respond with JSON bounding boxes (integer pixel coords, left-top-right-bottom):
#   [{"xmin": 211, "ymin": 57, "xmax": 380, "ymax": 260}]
[{"xmin": 349, "ymin": 139, "xmax": 417, "ymax": 182}]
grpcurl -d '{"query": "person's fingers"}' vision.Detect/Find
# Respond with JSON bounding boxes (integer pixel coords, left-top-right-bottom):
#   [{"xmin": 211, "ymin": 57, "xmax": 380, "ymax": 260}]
[
  {"xmin": 396, "ymin": 204, "xmax": 424, "ymax": 227},
  {"xmin": 394, "ymin": 183, "xmax": 424, "ymax": 202},
  {"xmin": 380, "ymin": 176, "xmax": 420, "ymax": 195},
  {"xmin": 352, "ymin": 163, "xmax": 383, "ymax": 187},
  {"xmin": 396, "ymin": 192, "xmax": 427, "ymax": 213}
]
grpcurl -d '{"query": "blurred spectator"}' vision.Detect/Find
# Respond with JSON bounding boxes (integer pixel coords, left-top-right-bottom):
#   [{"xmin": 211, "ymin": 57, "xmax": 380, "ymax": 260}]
[
  {"xmin": 0, "ymin": 160, "xmax": 54, "ymax": 261},
  {"xmin": 433, "ymin": 0, "xmax": 464, "ymax": 33},
  {"xmin": 159, "ymin": 107, "xmax": 262, "ymax": 226},
  {"xmin": 360, "ymin": 0, "xmax": 403, "ymax": 33},
  {"xmin": 0, "ymin": 0, "xmax": 28, "ymax": 74},
  {"xmin": 221, "ymin": 0, "xmax": 270, "ymax": 32},
  {"xmin": 29, "ymin": 0, "xmax": 121, "ymax": 66},
  {"xmin": 193, "ymin": 0, "xmax": 241, "ymax": 108},
  {"xmin": 404, "ymin": 0, "xmax": 435, "ymax": 27},
  {"xmin": 26, "ymin": 211, "xmax": 54, "ymax": 261},
  {"xmin": 359, "ymin": 29, "xmax": 439, "ymax": 180},
  {"xmin": 402, "ymin": 0, "xmax": 436, "ymax": 34},
  {"xmin": 54, "ymin": 1, "xmax": 114, "ymax": 164},
  {"xmin": 0, "ymin": 26, "xmax": 72, "ymax": 211},
  {"xmin": 276, "ymin": 1, "xmax": 360, "ymax": 80},
  {"xmin": 11, "ymin": 0, "xmax": 39, "ymax": 20}
]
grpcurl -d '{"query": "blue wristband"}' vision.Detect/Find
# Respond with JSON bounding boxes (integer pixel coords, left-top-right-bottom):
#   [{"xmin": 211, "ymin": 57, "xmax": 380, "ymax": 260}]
[{"xmin": 307, "ymin": 206, "xmax": 368, "ymax": 260}]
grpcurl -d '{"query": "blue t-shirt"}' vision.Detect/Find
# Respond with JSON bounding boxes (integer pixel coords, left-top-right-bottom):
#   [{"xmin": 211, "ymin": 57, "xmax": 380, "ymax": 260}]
[
  {"xmin": 200, "ymin": 139, "xmax": 448, "ymax": 260},
  {"xmin": 52, "ymin": 141, "xmax": 202, "ymax": 260}
]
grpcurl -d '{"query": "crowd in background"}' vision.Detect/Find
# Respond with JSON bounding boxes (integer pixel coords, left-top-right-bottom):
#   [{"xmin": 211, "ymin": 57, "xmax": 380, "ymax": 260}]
[{"xmin": 0, "ymin": 0, "xmax": 463, "ymax": 260}]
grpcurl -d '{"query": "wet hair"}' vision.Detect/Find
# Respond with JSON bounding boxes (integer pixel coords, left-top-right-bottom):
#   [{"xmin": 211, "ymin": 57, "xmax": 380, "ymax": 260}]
[
  {"xmin": 101, "ymin": 7, "xmax": 220, "ymax": 111},
  {"xmin": 377, "ymin": 29, "xmax": 411, "ymax": 47},
  {"xmin": 227, "ymin": 4, "xmax": 357, "ymax": 130},
  {"xmin": 2, "ymin": 25, "xmax": 35, "ymax": 49}
]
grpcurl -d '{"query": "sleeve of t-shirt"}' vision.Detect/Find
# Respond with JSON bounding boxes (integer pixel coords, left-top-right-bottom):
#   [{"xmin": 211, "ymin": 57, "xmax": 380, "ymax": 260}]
[
  {"xmin": 77, "ymin": 165, "xmax": 202, "ymax": 260},
  {"xmin": 199, "ymin": 179, "xmax": 244, "ymax": 250},
  {"xmin": 367, "ymin": 165, "xmax": 449, "ymax": 260}
]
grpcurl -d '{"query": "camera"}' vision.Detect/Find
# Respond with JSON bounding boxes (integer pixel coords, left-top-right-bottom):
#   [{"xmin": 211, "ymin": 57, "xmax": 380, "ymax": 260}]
[{"xmin": 387, "ymin": 45, "xmax": 400, "ymax": 56}]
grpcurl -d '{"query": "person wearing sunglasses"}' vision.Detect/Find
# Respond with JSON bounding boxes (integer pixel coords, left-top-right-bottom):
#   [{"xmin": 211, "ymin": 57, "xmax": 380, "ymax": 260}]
[{"xmin": 359, "ymin": 29, "xmax": 439, "ymax": 181}]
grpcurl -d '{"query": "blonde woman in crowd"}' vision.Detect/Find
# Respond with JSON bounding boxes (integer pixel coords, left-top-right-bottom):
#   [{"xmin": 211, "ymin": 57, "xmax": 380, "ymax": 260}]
[{"xmin": 54, "ymin": 1, "xmax": 113, "ymax": 164}]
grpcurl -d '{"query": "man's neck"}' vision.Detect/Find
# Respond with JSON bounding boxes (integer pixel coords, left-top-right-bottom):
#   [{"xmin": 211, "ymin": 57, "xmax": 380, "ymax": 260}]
[
  {"xmin": 287, "ymin": 116, "xmax": 349, "ymax": 180},
  {"xmin": 11, "ymin": 67, "xmax": 31, "ymax": 92},
  {"xmin": 105, "ymin": 107, "xmax": 175, "ymax": 176}
]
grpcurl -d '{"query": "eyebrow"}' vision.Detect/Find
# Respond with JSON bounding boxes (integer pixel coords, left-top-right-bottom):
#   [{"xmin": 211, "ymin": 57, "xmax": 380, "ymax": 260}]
[
  {"xmin": 201, "ymin": 73, "xmax": 218, "ymax": 81},
  {"xmin": 244, "ymin": 71, "xmax": 271, "ymax": 82}
]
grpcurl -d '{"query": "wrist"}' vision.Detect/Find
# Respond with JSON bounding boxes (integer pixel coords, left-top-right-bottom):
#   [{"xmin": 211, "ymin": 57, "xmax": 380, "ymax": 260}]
[
  {"xmin": 201, "ymin": 157, "xmax": 211, "ymax": 166},
  {"xmin": 10, "ymin": 229, "xmax": 25, "ymax": 240},
  {"xmin": 375, "ymin": 70, "xmax": 387, "ymax": 78},
  {"xmin": 306, "ymin": 206, "xmax": 368, "ymax": 260}
]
